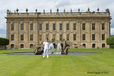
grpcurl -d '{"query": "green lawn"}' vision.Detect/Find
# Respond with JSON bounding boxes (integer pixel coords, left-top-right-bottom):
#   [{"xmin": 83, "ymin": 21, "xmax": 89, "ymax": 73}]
[{"xmin": 0, "ymin": 48, "xmax": 114, "ymax": 76}]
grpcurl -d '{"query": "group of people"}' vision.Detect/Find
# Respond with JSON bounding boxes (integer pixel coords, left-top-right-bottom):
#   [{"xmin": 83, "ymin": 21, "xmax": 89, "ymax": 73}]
[{"xmin": 43, "ymin": 39, "xmax": 62, "ymax": 58}]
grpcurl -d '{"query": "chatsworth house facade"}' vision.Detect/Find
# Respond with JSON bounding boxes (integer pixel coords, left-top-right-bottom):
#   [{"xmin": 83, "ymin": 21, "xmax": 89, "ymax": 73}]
[{"xmin": 6, "ymin": 8, "xmax": 111, "ymax": 49}]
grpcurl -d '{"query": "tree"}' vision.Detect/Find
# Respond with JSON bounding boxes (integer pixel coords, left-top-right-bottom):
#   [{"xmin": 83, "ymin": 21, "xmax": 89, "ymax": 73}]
[
  {"xmin": 106, "ymin": 36, "xmax": 114, "ymax": 48},
  {"xmin": 0, "ymin": 38, "xmax": 9, "ymax": 49}
]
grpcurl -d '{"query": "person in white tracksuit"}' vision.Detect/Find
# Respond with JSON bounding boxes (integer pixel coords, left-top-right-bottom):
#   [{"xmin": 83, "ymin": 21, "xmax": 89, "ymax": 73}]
[{"xmin": 43, "ymin": 39, "xmax": 50, "ymax": 58}]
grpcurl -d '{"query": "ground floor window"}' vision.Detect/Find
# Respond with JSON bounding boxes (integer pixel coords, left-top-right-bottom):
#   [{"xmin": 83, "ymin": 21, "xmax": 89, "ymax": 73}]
[
  {"xmin": 30, "ymin": 34, "xmax": 33, "ymax": 41},
  {"xmin": 11, "ymin": 34, "xmax": 14, "ymax": 41},
  {"xmin": 60, "ymin": 34, "xmax": 62, "ymax": 41},
  {"xmin": 30, "ymin": 44, "xmax": 33, "ymax": 48},
  {"xmin": 20, "ymin": 44, "xmax": 24, "ymax": 48},
  {"xmin": 73, "ymin": 34, "xmax": 76, "ymax": 40},
  {"xmin": 102, "ymin": 44, "xmax": 105, "ymax": 48},
  {"xmin": 46, "ymin": 34, "xmax": 49, "ymax": 40},
  {"xmin": 39, "ymin": 35, "xmax": 42, "ymax": 41},
  {"xmin": 82, "ymin": 44, "xmax": 86, "ymax": 48},
  {"xmin": 67, "ymin": 34, "xmax": 69, "ymax": 41},
  {"xmin": 21, "ymin": 34, "xmax": 24, "ymax": 41},
  {"xmin": 11, "ymin": 44, "xmax": 14, "ymax": 49},
  {"xmin": 92, "ymin": 44, "xmax": 95, "ymax": 48},
  {"xmin": 52, "ymin": 34, "xmax": 56, "ymax": 42},
  {"xmin": 82, "ymin": 34, "xmax": 86, "ymax": 40}
]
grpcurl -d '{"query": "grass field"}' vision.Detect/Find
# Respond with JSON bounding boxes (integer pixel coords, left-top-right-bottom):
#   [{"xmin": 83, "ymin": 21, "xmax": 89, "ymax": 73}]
[{"xmin": 0, "ymin": 48, "xmax": 114, "ymax": 76}]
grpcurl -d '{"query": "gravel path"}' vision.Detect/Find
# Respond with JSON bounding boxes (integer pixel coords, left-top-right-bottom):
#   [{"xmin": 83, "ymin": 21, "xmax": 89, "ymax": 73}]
[{"xmin": 3, "ymin": 52, "xmax": 101, "ymax": 55}]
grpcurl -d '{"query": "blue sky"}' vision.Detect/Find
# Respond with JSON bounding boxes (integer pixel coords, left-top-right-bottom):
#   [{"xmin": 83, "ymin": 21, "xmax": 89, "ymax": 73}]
[{"xmin": 0, "ymin": 0, "xmax": 114, "ymax": 38}]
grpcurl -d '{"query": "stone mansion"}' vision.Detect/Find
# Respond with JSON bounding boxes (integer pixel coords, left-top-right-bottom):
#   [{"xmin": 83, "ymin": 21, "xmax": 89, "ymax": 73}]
[{"xmin": 6, "ymin": 8, "xmax": 111, "ymax": 49}]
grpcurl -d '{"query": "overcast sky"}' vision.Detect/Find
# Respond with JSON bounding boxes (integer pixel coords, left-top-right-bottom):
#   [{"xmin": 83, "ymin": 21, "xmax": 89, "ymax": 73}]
[{"xmin": 0, "ymin": 0, "xmax": 114, "ymax": 37}]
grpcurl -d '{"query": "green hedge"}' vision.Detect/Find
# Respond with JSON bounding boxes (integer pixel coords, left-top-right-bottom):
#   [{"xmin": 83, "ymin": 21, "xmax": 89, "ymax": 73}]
[
  {"xmin": 106, "ymin": 36, "xmax": 114, "ymax": 48},
  {"xmin": 0, "ymin": 38, "xmax": 9, "ymax": 46}
]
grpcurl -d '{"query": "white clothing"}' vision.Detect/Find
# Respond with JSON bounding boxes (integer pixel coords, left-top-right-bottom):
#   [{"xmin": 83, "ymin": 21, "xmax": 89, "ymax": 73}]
[
  {"xmin": 43, "ymin": 41, "xmax": 50, "ymax": 58},
  {"xmin": 43, "ymin": 49, "xmax": 49, "ymax": 58},
  {"xmin": 43, "ymin": 42, "xmax": 50, "ymax": 50},
  {"xmin": 57, "ymin": 43, "xmax": 62, "ymax": 51},
  {"xmin": 49, "ymin": 43, "xmax": 54, "ymax": 49}
]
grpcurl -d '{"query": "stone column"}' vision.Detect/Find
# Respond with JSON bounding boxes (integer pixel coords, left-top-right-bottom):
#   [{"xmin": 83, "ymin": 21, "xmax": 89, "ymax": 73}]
[
  {"xmin": 25, "ymin": 22, "xmax": 29, "ymax": 48},
  {"xmin": 15, "ymin": 22, "xmax": 19, "ymax": 49}
]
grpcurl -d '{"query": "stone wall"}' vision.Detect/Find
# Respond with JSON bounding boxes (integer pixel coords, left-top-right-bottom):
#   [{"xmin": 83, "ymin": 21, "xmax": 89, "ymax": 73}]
[{"xmin": 6, "ymin": 8, "xmax": 111, "ymax": 49}]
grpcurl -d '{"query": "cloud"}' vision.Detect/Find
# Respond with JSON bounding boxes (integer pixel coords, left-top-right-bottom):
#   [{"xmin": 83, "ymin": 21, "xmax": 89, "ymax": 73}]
[
  {"xmin": 0, "ymin": 29, "xmax": 6, "ymax": 38},
  {"xmin": 111, "ymin": 28, "xmax": 114, "ymax": 35},
  {"xmin": 55, "ymin": 0, "xmax": 71, "ymax": 8},
  {"xmin": 0, "ymin": 34, "xmax": 6, "ymax": 38},
  {"xmin": 0, "ymin": 10, "xmax": 6, "ymax": 30}
]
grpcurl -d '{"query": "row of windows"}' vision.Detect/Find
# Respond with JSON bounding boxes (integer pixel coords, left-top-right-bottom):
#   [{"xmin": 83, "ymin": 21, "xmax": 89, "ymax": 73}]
[
  {"xmin": 39, "ymin": 23, "xmax": 105, "ymax": 31},
  {"xmin": 11, "ymin": 34, "xmax": 105, "ymax": 41},
  {"xmin": 11, "ymin": 34, "xmax": 33, "ymax": 41},
  {"xmin": 11, "ymin": 23, "xmax": 105, "ymax": 31},
  {"xmin": 11, "ymin": 23, "xmax": 33, "ymax": 31},
  {"xmin": 10, "ymin": 43, "xmax": 106, "ymax": 48},
  {"xmin": 82, "ymin": 34, "xmax": 105, "ymax": 41},
  {"xmin": 82, "ymin": 43, "xmax": 106, "ymax": 48},
  {"xmin": 11, "ymin": 44, "xmax": 34, "ymax": 48}
]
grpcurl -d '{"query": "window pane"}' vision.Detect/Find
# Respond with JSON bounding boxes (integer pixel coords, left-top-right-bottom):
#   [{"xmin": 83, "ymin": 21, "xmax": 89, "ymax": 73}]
[
  {"xmin": 46, "ymin": 24, "xmax": 49, "ymax": 30},
  {"xmin": 11, "ymin": 35, "xmax": 14, "ymax": 41},
  {"xmin": 30, "ymin": 44, "xmax": 33, "ymax": 48},
  {"xmin": 73, "ymin": 24, "xmax": 76, "ymax": 30},
  {"xmin": 102, "ymin": 44, "xmax": 105, "ymax": 48},
  {"xmin": 102, "ymin": 23, "xmax": 105, "ymax": 30},
  {"xmin": 21, "ymin": 35, "xmax": 24, "ymax": 41},
  {"xmin": 20, "ymin": 44, "xmax": 24, "ymax": 48},
  {"xmin": 40, "ymin": 24, "xmax": 42, "ymax": 30},
  {"xmin": 30, "ymin": 24, "xmax": 33, "ymax": 30},
  {"xmin": 60, "ymin": 24, "xmax": 62, "ymax": 30},
  {"xmin": 82, "ymin": 34, "xmax": 86, "ymax": 40},
  {"xmin": 82, "ymin": 44, "xmax": 86, "ymax": 48},
  {"xmin": 46, "ymin": 34, "xmax": 49, "ymax": 40},
  {"xmin": 92, "ymin": 23, "xmax": 95, "ymax": 30},
  {"xmin": 82, "ymin": 23, "xmax": 85, "ymax": 30},
  {"xmin": 40, "ymin": 35, "xmax": 42, "ymax": 40},
  {"xmin": 53, "ymin": 24, "xmax": 56, "ymax": 30},
  {"xmin": 67, "ymin": 34, "xmax": 69, "ymax": 40},
  {"xmin": 73, "ymin": 34, "xmax": 76, "ymax": 40},
  {"xmin": 92, "ymin": 34, "xmax": 95, "ymax": 40},
  {"xmin": 66, "ymin": 24, "xmax": 69, "ymax": 30},
  {"xmin": 92, "ymin": 44, "xmax": 95, "ymax": 48},
  {"xmin": 21, "ymin": 24, "xmax": 24, "ymax": 30},
  {"xmin": 30, "ymin": 34, "xmax": 33, "ymax": 41},
  {"xmin": 102, "ymin": 34, "xmax": 105, "ymax": 40},
  {"xmin": 60, "ymin": 34, "xmax": 62, "ymax": 41},
  {"xmin": 11, "ymin": 24, "xmax": 14, "ymax": 31},
  {"xmin": 11, "ymin": 44, "xmax": 14, "ymax": 49},
  {"xmin": 52, "ymin": 34, "xmax": 56, "ymax": 41}
]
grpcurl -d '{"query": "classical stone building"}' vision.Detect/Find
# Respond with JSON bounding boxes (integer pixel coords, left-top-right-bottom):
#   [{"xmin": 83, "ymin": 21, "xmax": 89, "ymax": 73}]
[{"xmin": 6, "ymin": 8, "xmax": 111, "ymax": 49}]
